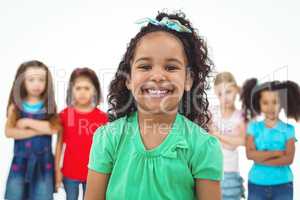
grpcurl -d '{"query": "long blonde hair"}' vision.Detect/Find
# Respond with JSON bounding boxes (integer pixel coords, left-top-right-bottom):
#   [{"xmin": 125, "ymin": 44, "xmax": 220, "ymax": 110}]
[{"xmin": 214, "ymin": 71, "xmax": 238, "ymax": 87}]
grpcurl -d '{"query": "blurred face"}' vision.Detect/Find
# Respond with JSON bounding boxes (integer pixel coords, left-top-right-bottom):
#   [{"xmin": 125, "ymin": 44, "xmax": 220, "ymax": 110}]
[
  {"xmin": 24, "ymin": 67, "xmax": 47, "ymax": 98},
  {"xmin": 259, "ymin": 90, "xmax": 280, "ymax": 120},
  {"xmin": 126, "ymin": 31, "xmax": 193, "ymax": 114},
  {"xmin": 214, "ymin": 82, "xmax": 238, "ymax": 109},
  {"xmin": 72, "ymin": 76, "xmax": 95, "ymax": 106}
]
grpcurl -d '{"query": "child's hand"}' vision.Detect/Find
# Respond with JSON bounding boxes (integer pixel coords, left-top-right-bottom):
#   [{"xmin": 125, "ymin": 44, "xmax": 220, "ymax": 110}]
[
  {"xmin": 16, "ymin": 118, "xmax": 32, "ymax": 129},
  {"xmin": 55, "ymin": 169, "xmax": 63, "ymax": 192},
  {"xmin": 209, "ymin": 125, "xmax": 220, "ymax": 136}
]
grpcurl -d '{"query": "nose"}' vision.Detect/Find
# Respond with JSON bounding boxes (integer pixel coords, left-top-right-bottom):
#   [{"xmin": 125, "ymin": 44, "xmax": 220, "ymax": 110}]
[
  {"xmin": 267, "ymin": 104, "xmax": 275, "ymax": 113},
  {"xmin": 149, "ymin": 66, "xmax": 166, "ymax": 82}
]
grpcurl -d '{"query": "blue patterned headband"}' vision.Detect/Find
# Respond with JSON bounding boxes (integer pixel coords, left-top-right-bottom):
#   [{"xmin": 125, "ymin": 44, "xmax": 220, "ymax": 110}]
[{"xmin": 135, "ymin": 17, "xmax": 192, "ymax": 33}]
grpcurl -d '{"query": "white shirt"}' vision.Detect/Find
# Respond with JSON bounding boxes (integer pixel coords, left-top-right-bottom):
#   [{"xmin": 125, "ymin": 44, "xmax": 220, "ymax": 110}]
[{"xmin": 211, "ymin": 108, "xmax": 243, "ymax": 172}]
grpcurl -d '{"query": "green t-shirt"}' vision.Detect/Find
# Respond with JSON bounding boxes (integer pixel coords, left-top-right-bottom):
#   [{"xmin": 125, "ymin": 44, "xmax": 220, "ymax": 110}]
[{"xmin": 88, "ymin": 111, "xmax": 223, "ymax": 200}]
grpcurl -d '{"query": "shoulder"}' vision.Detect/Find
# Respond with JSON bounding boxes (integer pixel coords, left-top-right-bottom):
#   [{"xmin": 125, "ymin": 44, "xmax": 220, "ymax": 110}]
[
  {"xmin": 93, "ymin": 108, "xmax": 109, "ymax": 120},
  {"xmin": 92, "ymin": 114, "xmax": 130, "ymax": 147},
  {"xmin": 58, "ymin": 106, "xmax": 72, "ymax": 119},
  {"xmin": 179, "ymin": 114, "xmax": 221, "ymax": 151},
  {"xmin": 209, "ymin": 105, "xmax": 221, "ymax": 122},
  {"xmin": 234, "ymin": 109, "xmax": 244, "ymax": 120},
  {"xmin": 7, "ymin": 103, "xmax": 16, "ymax": 115},
  {"xmin": 59, "ymin": 106, "xmax": 72, "ymax": 115},
  {"xmin": 248, "ymin": 119, "xmax": 264, "ymax": 129},
  {"xmin": 278, "ymin": 120, "xmax": 295, "ymax": 134}
]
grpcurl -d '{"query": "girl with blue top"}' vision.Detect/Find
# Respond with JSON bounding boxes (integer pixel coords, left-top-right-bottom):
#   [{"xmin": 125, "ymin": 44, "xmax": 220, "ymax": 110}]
[
  {"xmin": 240, "ymin": 78, "xmax": 300, "ymax": 200},
  {"xmin": 85, "ymin": 11, "xmax": 223, "ymax": 200},
  {"xmin": 4, "ymin": 60, "xmax": 61, "ymax": 200}
]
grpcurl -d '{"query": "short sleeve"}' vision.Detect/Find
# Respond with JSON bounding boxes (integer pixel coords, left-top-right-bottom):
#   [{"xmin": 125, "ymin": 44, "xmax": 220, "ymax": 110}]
[
  {"xmin": 286, "ymin": 124, "xmax": 296, "ymax": 141},
  {"xmin": 247, "ymin": 121, "xmax": 256, "ymax": 136},
  {"xmin": 190, "ymin": 136, "xmax": 223, "ymax": 180},
  {"xmin": 58, "ymin": 110, "xmax": 65, "ymax": 127},
  {"xmin": 88, "ymin": 126, "xmax": 115, "ymax": 174}
]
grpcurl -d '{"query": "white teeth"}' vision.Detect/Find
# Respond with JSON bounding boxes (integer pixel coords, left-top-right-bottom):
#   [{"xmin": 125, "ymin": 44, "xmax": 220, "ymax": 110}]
[
  {"xmin": 144, "ymin": 89, "xmax": 170, "ymax": 97},
  {"xmin": 148, "ymin": 89, "xmax": 168, "ymax": 94}
]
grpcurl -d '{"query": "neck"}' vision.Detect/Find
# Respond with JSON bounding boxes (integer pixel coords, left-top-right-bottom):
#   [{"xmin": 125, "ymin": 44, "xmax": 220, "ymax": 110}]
[
  {"xmin": 264, "ymin": 117, "xmax": 279, "ymax": 128},
  {"xmin": 137, "ymin": 110, "xmax": 177, "ymax": 136},
  {"xmin": 73, "ymin": 103, "xmax": 94, "ymax": 112},
  {"xmin": 26, "ymin": 96, "xmax": 42, "ymax": 104},
  {"xmin": 220, "ymin": 105, "xmax": 235, "ymax": 118}
]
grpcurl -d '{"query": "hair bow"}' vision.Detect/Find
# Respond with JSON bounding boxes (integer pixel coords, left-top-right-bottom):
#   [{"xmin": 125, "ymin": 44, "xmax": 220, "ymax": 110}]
[{"xmin": 135, "ymin": 16, "xmax": 192, "ymax": 33}]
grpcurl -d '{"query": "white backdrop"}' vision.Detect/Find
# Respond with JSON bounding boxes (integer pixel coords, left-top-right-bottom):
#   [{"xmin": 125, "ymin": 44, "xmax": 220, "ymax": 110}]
[{"xmin": 1, "ymin": 0, "xmax": 299, "ymax": 199}]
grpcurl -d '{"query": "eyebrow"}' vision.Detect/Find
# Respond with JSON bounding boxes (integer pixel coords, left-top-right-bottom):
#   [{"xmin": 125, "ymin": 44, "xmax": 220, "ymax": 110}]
[
  {"xmin": 134, "ymin": 57, "xmax": 184, "ymax": 65},
  {"xmin": 166, "ymin": 58, "xmax": 184, "ymax": 65},
  {"xmin": 133, "ymin": 57, "xmax": 151, "ymax": 64}
]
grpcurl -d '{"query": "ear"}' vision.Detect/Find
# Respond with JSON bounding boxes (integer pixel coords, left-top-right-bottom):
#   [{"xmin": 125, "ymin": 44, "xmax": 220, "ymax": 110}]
[
  {"xmin": 125, "ymin": 77, "xmax": 132, "ymax": 91},
  {"xmin": 184, "ymin": 70, "xmax": 194, "ymax": 91}
]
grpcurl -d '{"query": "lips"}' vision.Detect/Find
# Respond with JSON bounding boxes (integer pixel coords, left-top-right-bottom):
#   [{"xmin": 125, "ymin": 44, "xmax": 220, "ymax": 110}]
[
  {"xmin": 32, "ymin": 89, "xmax": 42, "ymax": 93},
  {"xmin": 141, "ymin": 85, "xmax": 174, "ymax": 98}
]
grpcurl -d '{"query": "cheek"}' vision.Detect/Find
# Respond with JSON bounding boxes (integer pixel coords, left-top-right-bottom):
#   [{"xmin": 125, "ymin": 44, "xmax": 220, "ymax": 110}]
[
  {"xmin": 72, "ymin": 90, "xmax": 80, "ymax": 98},
  {"xmin": 229, "ymin": 93, "xmax": 237, "ymax": 100},
  {"xmin": 88, "ymin": 90, "xmax": 95, "ymax": 97},
  {"xmin": 40, "ymin": 82, "xmax": 46, "ymax": 89},
  {"xmin": 275, "ymin": 104, "xmax": 281, "ymax": 111},
  {"xmin": 260, "ymin": 104, "xmax": 267, "ymax": 112},
  {"xmin": 131, "ymin": 79, "xmax": 145, "ymax": 95}
]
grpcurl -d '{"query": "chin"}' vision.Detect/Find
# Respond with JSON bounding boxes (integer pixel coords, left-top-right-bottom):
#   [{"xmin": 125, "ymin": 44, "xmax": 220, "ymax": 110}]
[{"xmin": 139, "ymin": 104, "xmax": 178, "ymax": 115}]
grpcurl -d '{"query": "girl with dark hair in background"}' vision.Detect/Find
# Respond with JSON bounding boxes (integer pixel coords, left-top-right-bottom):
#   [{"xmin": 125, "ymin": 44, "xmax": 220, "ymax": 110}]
[
  {"xmin": 241, "ymin": 78, "xmax": 300, "ymax": 200},
  {"xmin": 55, "ymin": 68, "xmax": 108, "ymax": 200}
]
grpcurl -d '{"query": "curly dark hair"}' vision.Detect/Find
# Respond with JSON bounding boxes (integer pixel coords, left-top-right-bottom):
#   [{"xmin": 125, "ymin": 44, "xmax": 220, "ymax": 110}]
[
  {"xmin": 241, "ymin": 78, "xmax": 300, "ymax": 122},
  {"xmin": 107, "ymin": 11, "xmax": 214, "ymax": 129}
]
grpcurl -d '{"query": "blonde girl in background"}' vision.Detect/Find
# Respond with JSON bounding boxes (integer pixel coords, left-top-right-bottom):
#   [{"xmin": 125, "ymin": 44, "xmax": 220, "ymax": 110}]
[{"xmin": 209, "ymin": 72, "xmax": 246, "ymax": 200}]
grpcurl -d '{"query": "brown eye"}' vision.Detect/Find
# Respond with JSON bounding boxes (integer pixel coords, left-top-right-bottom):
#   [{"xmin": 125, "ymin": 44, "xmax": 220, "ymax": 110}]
[
  {"xmin": 165, "ymin": 65, "xmax": 178, "ymax": 71},
  {"xmin": 138, "ymin": 64, "xmax": 151, "ymax": 70},
  {"xmin": 226, "ymin": 90, "xmax": 231, "ymax": 95}
]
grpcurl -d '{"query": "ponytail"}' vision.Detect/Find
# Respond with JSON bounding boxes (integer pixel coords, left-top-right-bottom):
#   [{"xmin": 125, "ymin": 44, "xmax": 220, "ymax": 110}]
[
  {"xmin": 240, "ymin": 78, "xmax": 258, "ymax": 122},
  {"xmin": 277, "ymin": 81, "xmax": 300, "ymax": 121}
]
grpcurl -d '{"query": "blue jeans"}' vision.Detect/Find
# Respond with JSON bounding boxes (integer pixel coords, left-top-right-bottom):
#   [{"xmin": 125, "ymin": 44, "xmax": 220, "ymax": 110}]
[
  {"xmin": 221, "ymin": 172, "xmax": 245, "ymax": 200},
  {"xmin": 248, "ymin": 181, "xmax": 293, "ymax": 200},
  {"xmin": 63, "ymin": 177, "xmax": 87, "ymax": 200}
]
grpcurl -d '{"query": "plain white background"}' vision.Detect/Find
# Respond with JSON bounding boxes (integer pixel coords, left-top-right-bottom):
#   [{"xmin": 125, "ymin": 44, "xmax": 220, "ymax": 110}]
[{"xmin": 0, "ymin": 0, "xmax": 299, "ymax": 199}]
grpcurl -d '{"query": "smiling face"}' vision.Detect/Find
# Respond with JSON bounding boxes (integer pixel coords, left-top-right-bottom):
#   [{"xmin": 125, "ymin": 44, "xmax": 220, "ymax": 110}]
[
  {"xmin": 214, "ymin": 82, "xmax": 239, "ymax": 110},
  {"xmin": 24, "ymin": 67, "xmax": 47, "ymax": 98},
  {"xmin": 72, "ymin": 76, "xmax": 96, "ymax": 107},
  {"xmin": 126, "ymin": 31, "xmax": 193, "ymax": 115},
  {"xmin": 259, "ymin": 90, "xmax": 280, "ymax": 120}
]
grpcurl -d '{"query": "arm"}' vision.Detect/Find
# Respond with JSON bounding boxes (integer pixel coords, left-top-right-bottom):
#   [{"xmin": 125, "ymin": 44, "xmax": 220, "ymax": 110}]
[
  {"xmin": 54, "ymin": 131, "xmax": 64, "ymax": 191},
  {"xmin": 258, "ymin": 139, "xmax": 295, "ymax": 166},
  {"xmin": 5, "ymin": 126, "xmax": 41, "ymax": 139},
  {"xmin": 84, "ymin": 170, "xmax": 110, "ymax": 200},
  {"xmin": 5, "ymin": 104, "xmax": 40, "ymax": 139},
  {"xmin": 207, "ymin": 121, "xmax": 234, "ymax": 147},
  {"xmin": 195, "ymin": 179, "xmax": 221, "ymax": 200},
  {"xmin": 246, "ymin": 135, "xmax": 285, "ymax": 162},
  {"xmin": 16, "ymin": 118, "xmax": 58, "ymax": 135},
  {"xmin": 210, "ymin": 122, "xmax": 246, "ymax": 150}
]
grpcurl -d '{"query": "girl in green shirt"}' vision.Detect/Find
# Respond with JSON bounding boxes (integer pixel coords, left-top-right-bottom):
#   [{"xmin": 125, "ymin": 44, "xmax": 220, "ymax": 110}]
[{"xmin": 85, "ymin": 11, "xmax": 223, "ymax": 200}]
